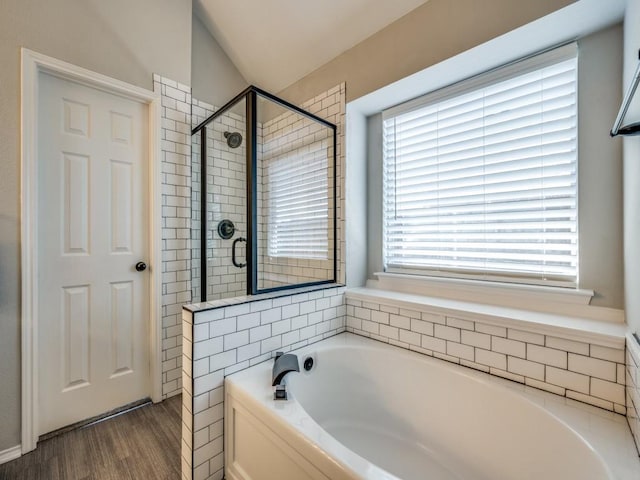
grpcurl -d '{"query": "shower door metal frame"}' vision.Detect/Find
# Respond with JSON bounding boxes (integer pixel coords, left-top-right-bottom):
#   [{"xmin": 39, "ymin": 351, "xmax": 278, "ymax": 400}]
[{"xmin": 192, "ymin": 85, "xmax": 338, "ymax": 299}]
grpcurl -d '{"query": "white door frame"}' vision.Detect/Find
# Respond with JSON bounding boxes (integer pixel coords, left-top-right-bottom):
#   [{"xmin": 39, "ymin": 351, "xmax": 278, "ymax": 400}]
[{"xmin": 20, "ymin": 49, "xmax": 163, "ymax": 454}]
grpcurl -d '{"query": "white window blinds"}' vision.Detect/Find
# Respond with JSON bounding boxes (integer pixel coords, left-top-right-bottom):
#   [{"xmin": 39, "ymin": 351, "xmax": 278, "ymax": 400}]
[
  {"xmin": 382, "ymin": 45, "xmax": 578, "ymax": 284},
  {"xmin": 267, "ymin": 143, "xmax": 329, "ymax": 259}
]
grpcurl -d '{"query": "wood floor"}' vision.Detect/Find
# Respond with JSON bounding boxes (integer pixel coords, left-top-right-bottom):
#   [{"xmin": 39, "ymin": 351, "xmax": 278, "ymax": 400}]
[{"xmin": 0, "ymin": 395, "xmax": 182, "ymax": 480}]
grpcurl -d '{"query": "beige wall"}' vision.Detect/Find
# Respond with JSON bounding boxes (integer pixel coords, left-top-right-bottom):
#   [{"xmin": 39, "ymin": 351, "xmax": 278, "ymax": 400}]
[
  {"xmin": 624, "ymin": 0, "xmax": 640, "ymax": 333},
  {"xmin": 278, "ymin": 0, "xmax": 575, "ymax": 104},
  {"xmin": 191, "ymin": 14, "xmax": 248, "ymax": 109},
  {"xmin": 0, "ymin": 0, "xmax": 192, "ymax": 452}
]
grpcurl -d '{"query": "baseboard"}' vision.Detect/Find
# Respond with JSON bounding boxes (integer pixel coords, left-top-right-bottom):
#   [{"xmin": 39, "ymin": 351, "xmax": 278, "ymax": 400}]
[{"xmin": 0, "ymin": 445, "xmax": 21, "ymax": 465}]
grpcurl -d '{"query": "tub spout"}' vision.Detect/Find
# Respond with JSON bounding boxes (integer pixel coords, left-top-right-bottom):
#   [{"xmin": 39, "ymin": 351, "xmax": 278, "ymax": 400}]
[{"xmin": 272, "ymin": 352, "xmax": 299, "ymax": 400}]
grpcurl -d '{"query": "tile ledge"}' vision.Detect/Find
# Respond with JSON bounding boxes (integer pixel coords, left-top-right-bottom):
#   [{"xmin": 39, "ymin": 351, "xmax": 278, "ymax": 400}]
[
  {"xmin": 183, "ymin": 283, "xmax": 345, "ymax": 313},
  {"xmin": 346, "ymin": 287, "xmax": 627, "ymax": 349}
]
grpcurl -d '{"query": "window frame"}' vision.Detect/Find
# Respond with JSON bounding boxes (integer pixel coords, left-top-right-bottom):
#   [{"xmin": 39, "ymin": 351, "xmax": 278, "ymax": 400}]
[{"xmin": 381, "ymin": 43, "xmax": 579, "ymax": 288}]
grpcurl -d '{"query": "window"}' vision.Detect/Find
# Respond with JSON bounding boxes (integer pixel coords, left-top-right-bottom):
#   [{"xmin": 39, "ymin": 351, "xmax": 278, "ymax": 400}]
[
  {"xmin": 382, "ymin": 45, "xmax": 578, "ymax": 285},
  {"xmin": 267, "ymin": 143, "xmax": 329, "ymax": 260}
]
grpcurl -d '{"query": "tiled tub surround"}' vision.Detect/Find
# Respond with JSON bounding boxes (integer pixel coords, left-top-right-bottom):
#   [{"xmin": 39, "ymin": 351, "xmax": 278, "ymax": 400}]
[
  {"xmin": 346, "ymin": 288, "xmax": 628, "ymax": 415},
  {"xmin": 154, "ymin": 75, "xmax": 193, "ymax": 399},
  {"xmin": 181, "ymin": 285, "xmax": 346, "ymax": 480},
  {"xmin": 628, "ymin": 334, "xmax": 640, "ymax": 453}
]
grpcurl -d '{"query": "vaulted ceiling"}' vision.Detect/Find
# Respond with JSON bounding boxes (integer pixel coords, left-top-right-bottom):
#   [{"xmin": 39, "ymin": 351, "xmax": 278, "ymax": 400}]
[{"xmin": 194, "ymin": 0, "xmax": 430, "ymax": 93}]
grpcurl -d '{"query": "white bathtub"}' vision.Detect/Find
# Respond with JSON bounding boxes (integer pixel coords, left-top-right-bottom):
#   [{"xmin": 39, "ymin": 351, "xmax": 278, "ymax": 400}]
[{"xmin": 224, "ymin": 333, "xmax": 640, "ymax": 480}]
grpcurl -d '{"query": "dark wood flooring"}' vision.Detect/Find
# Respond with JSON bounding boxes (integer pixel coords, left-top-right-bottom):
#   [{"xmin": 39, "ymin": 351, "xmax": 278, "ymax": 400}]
[{"xmin": 0, "ymin": 395, "xmax": 182, "ymax": 480}]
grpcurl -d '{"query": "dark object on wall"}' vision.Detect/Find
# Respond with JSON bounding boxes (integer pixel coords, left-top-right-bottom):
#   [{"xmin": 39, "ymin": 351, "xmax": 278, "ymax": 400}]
[
  {"xmin": 232, "ymin": 237, "xmax": 247, "ymax": 268},
  {"xmin": 303, "ymin": 356, "xmax": 314, "ymax": 371},
  {"xmin": 217, "ymin": 219, "xmax": 235, "ymax": 239},
  {"xmin": 611, "ymin": 49, "xmax": 640, "ymax": 137},
  {"xmin": 224, "ymin": 131, "xmax": 243, "ymax": 148}
]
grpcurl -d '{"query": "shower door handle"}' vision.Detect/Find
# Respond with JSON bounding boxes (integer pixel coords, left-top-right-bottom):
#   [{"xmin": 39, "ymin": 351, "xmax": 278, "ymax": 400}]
[{"xmin": 232, "ymin": 237, "xmax": 247, "ymax": 268}]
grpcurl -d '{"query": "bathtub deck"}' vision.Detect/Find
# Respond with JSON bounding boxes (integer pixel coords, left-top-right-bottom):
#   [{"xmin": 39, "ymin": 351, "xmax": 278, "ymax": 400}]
[{"xmin": 0, "ymin": 395, "xmax": 182, "ymax": 480}]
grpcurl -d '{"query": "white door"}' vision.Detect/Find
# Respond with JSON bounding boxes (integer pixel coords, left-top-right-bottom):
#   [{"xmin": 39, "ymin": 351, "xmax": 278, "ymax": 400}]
[{"xmin": 37, "ymin": 71, "xmax": 151, "ymax": 435}]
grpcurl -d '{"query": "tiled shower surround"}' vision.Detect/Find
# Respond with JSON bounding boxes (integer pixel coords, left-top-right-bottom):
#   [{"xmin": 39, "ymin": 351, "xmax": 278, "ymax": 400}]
[
  {"xmin": 181, "ymin": 286, "xmax": 346, "ymax": 480},
  {"xmin": 191, "ymin": 85, "xmax": 346, "ymax": 302},
  {"xmin": 628, "ymin": 335, "xmax": 640, "ymax": 452},
  {"xmin": 154, "ymin": 75, "xmax": 193, "ymax": 399},
  {"xmin": 258, "ymin": 87, "xmax": 345, "ymax": 289},
  {"xmin": 345, "ymin": 291, "xmax": 628, "ymax": 415},
  {"xmin": 191, "ymin": 99, "xmax": 247, "ymax": 302}
]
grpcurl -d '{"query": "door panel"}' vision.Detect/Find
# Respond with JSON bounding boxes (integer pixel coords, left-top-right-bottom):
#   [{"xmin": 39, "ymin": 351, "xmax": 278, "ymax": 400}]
[{"xmin": 38, "ymin": 72, "xmax": 150, "ymax": 435}]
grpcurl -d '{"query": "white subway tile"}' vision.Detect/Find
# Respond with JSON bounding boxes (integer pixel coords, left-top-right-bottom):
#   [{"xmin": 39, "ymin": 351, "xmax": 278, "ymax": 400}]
[
  {"xmin": 210, "ymin": 350, "xmax": 236, "ymax": 371},
  {"xmin": 546, "ymin": 366, "xmax": 589, "ymax": 394},
  {"xmin": 492, "ymin": 337, "xmax": 525, "ymax": 358},
  {"xmin": 568, "ymin": 354, "xmax": 616, "ymax": 382},
  {"xmin": 209, "ymin": 317, "xmax": 236, "ymax": 338},
  {"xmin": 300, "ymin": 300, "xmax": 316, "ymax": 315},
  {"xmin": 460, "ymin": 330, "xmax": 490, "ymax": 350},
  {"xmin": 379, "ymin": 324, "xmax": 399, "ymax": 340},
  {"xmin": 546, "ymin": 336, "xmax": 589, "ymax": 355},
  {"xmin": 380, "ymin": 304, "xmax": 399, "ymax": 315},
  {"xmin": 354, "ymin": 307, "xmax": 371, "ymax": 320},
  {"xmin": 371, "ymin": 311, "xmax": 390, "ymax": 324},
  {"xmin": 399, "ymin": 329, "xmax": 420, "ymax": 346},
  {"xmin": 476, "ymin": 349, "xmax": 507, "ymax": 370},
  {"xmin": 508, "ymin": 356, "xmax": 544, "ymax": 381},
  {"xmin": 237, "ymin": 312, "xmax": 260, "ymax": 330},
  {"xmin": 566, "ymin": 390, "xmax": 614, "ymax": 411},
  {"xmin": 399, "ymin": 308, "xmax": 421, "ymax": 319},
  {"xmin": 249, "ymin": 325, "xmax": 271, "ymax": 343},
  {"xmin": 272, "ymin": 319, "xmax": 292, "ymax": 336},
  {"xmin": 507, "ymin": 329, "xmax": 544, "ymax": 346},
  {"xmin": 193, "ymin": 337, "xmax": 223, "ymax": 360},
  {"xmin": 224, "ymin": 331, "xmax": 249, "ymax": 350},
  {"xmin": 282, "ymin": 330, "xmax": 301, "ymax": 346},
  {"xmin": 389, "ymin": 314, "xmax": 410, "ymax": 330},
  {"xmin": 475, "ymin": 323, "xmax": 507, "ymax": 337},
  {"xmin": 193, "ymin": 370, "xmax": 224, "ymax": 396},
  {"xmin": 237, "ymin": 341, "xmax": 261, "ymax": 362},
  {"xmin": 447, "ymin": 341, "xmax": 474, "ymax": 361},
  {"xmin": 282, "ymin": 303, "xmax": 300, "ymax": 319},
  {"xmin": 524, "ymin": 378, "xmax": 566, "ymax": 396},
  {"xmin": 590, "ymin": 344, "xmax": 625, "ymax": 364},
  {"xmin": 526, "ymin": 344, "xmax": 567, "ymax": 369},
  {"xmin": 446, "ymin": 317, "xmax": 474, "ymax": 331},
  {"xmin": 591, "ymin": 378, "xmax": 625, "ymax": 404},
  {"xmin": 422, "ymin": 311, "xmax": 446, "ymax": 325},
  {"xmin": 411, "ymin": 319, "xmax": 434, "ymax": 336},
  {"xmin": 434, "ymin": 324, "xmax": 460, "ymax": 342},
  {"xmin": 261, "ymin": 335, "xmax": 282, "ymax": 354},
  {"xmin": 361, "ymin": 319, "xmax": 379, "ymax": 334},
  {"xmin": 260, "ymin": 307, "xmax": 282, "ymax": 324},
  {"xmin": 421, "ymin": 335, "xmax": 446, "ymax": 354}
]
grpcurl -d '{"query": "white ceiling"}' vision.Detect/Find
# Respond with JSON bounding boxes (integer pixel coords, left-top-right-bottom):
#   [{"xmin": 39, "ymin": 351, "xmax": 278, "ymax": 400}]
[{"xmin": 194, "ymin": 0, "xmax": 430, "ymax": 93}]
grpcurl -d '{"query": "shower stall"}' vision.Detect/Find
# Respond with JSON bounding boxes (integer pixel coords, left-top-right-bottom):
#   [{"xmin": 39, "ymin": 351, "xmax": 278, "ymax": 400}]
[{"xmin": 191, "ymin": 86, "xmax": 337, "ymax": 302}]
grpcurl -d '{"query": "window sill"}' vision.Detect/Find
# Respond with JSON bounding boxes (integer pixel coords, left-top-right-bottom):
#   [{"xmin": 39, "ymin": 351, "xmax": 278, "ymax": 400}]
[
  {"xmin": 348, "ymin": 286, "xmax": 626, "ymax": 349},
  {"xmin": 369, "ymin": 272, "xmax": 623, "ymax": 324}
]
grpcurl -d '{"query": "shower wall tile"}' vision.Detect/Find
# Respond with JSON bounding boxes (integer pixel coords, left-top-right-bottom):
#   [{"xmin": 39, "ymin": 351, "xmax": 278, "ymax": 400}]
[
  {"xmin": 182, "ymin": 285, "xmax": 346, "ymax": 480},
  {"xmin": 627, "ymin": 335, "xmax": 640, "ymax": 454},
  {"xmin": 258, "ymin": 84, "xmax": 346, "ymax": 289},
  {"xmin": 154, "ymin": 74, "xmax": 193, "ymax": 399},
  {"xmin": 191, "ymin": 98, "xmax": 247, "ymax": 303},
  {"xmin": 345, "ymin": 291, "xmax": 628, "ymax": 415}
]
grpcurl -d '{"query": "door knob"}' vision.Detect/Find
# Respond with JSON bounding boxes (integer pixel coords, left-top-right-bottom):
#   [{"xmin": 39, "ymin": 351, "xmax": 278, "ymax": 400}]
[{"xmin": 135, "ymin": 262, "xmax": 147, "ymax": 272}]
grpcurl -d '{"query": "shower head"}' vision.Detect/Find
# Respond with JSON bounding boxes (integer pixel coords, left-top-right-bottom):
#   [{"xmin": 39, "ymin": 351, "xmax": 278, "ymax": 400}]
[{"xmin": 224, "ymin": 131, "xmax": 243, "ymax": 148}]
